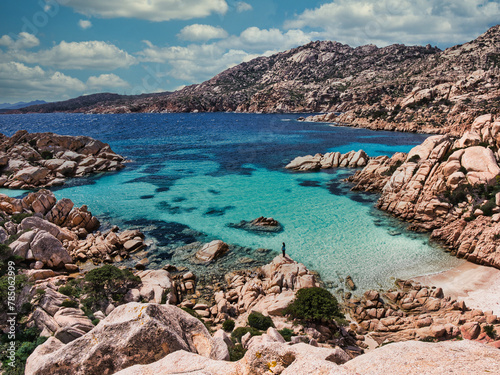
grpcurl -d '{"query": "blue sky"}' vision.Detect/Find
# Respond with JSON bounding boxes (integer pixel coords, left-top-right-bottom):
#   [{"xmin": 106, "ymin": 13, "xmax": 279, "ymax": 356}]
[{"xmin": 0, "ymin": 0, "xmax": 498, "ymax": 104}]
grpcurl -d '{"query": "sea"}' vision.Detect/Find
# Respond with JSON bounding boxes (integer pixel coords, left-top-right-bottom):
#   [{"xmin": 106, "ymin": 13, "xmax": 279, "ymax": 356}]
[{"xmin": 0, "ymin": 113, "xmax": 463, "ymax": 292}]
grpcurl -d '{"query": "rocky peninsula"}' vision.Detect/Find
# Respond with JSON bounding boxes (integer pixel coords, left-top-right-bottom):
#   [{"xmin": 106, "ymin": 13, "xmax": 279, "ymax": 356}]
[{"xmin": 0, "ymin": 130, "xmax": 126, "ymax": 189}]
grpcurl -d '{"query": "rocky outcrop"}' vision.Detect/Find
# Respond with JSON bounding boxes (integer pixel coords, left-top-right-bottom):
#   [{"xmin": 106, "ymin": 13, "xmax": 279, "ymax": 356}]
[
  {"xmin": 0, "ymin": 130, "xmax": 126, "ymax": 189},
  {"xmin": 348, "ymin": 114, "xmax": 500, "ymax": 268},
  {"xmin": 346, "ymin": 279, "xmax": 500, "ymax": 346},
  {"xmin": 228, "ymin": 216, "xmax": 283, "ymax": 234},
  {"xmin": 15, "ymin": 26, "xmax": 500, "ymax": 136},
  {"xmin": 286, "ymin": 150, "xmax": 369, "ymax": 171},
  {"xmin": 26, "ymin": 303, "xmax": 225, "ymax": 375}
]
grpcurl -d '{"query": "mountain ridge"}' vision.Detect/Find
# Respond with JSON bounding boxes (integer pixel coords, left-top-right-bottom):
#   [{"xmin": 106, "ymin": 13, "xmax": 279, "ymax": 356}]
[{"xmin": 10, "ymin": 25, "xmax": 500, "ymax": 134}]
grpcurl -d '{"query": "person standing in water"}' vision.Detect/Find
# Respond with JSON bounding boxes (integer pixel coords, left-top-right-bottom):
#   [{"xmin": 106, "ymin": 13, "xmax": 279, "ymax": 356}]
[{"xmin": 281, "ymin": 242, "xmax": 286, "ymax": 257}]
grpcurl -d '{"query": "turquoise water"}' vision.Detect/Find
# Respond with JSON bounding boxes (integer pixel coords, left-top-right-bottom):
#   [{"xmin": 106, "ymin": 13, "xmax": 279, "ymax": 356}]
[{"xmin": 0, "ymin": 113, "xmax": 463, "ymax": 291}]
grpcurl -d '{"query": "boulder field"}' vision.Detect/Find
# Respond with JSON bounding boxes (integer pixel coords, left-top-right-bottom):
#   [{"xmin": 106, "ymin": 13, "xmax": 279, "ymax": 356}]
[
  {"xmin": 0, "ymin": 130, "xmax": 126, "ymax": 189},
  {"xmin": 26, "ymin": 301, "xmax": 500, "ymax": 375}
]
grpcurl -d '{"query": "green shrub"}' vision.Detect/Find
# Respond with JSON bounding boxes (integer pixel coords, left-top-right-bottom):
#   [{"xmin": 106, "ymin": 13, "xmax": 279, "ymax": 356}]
[
  {"xmin": 480, "ymin": 199, "xmax": 496, "ymax": 216},
  {"xmin": 285, "ymin": 287, "xmax": 344, "ymax": 323},
  {"xmin": 92, "ymin": 319, "xmax": 100, "ymax": 326},
  {"xmin": 11, "ymin": 213, "xmax": 33, "ymax": 224},
  {"xmin": 61, "ymin": 299, "xmax": 78, "ymax": 308},
  {"xmin": 229, "ymin": 344, "xmax": 246, "ymax": 361},
  {"xmin": 278, "ymin": 328, "xmax": 294, "ymax": 342},
  {"xmin": 231, "ymin": 327, "xmax": 262, "ymax": 343},
  {"xmin": 222, "ymin": 319, "xmax": 235, "ymax": 332},
  {"xmin": 484, "ymin": 325, "xmax": 496, "ymax": 339},
  {"xmin": 248, "ymin": 311, "xmax": 274, "ymax": 331},
  {"xmin": 58, "ymin": 285, "xmax": 79, "ymax": 297},
  {"xmin": 0, "ymin": 326, "xmax": 47, "ymax": 375}
]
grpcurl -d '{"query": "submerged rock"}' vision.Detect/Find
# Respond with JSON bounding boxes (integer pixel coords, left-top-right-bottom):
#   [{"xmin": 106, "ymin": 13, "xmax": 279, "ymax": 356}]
[
  {"xmin": 228, "ymin": 216, "xmax": 283, "ymax": 234},
  {"xmin": 195, "ymin": 240, "xmax": 229, "ymax": 263}
]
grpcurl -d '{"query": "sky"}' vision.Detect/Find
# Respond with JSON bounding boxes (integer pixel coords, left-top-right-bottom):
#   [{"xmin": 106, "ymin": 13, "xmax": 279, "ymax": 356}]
[{"xmin": 0, "ymin": 0, "xmax": 498, "ymax": 104}]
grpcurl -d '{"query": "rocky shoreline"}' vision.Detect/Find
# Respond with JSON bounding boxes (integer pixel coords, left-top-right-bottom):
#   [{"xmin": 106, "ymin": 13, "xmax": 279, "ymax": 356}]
[{"xmin": 2, "ymin": 127, "xmax": 500, "ymax": 374}]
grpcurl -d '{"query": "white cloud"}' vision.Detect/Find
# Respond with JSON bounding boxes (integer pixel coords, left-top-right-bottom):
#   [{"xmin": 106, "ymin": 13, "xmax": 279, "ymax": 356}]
[
  {"xmin": 138, "ymin": 26, "xmax": 315, "ymax": 83},
  {"xmin": 0, "ymin": 62, "xmax": 86, "ymax": 101},
  {"xmin": 138, "ymin": 42, "xmax": 261, "ymax": 81},
  {"xmin": 86, "ymin": 73, "xmax": 129, "ymax": 89},
  {"xmin": 178, "ymin": 24, "xmax": 228, "ymax": 42},
  {"xmin": 63, "ymin": 0, "xmax": 228, "ymax": 22},
  {"xmin": 0, "ymin": 32, "xmax": 40, "ymax": 50},
  {"xmin": 78, "ymin": 20, "xmax": 93, "ymax": 29},
  {"xmin": 226, "ymin": 27, "xmax": 313, "ymax": 52},
  {"xmin": 285, "ymin": 0, "xmax": 500, "ymax": 46},
  {"xmin": 236, "ymin": 2, "xmax": 252, "ymax": 12},
  {"xmin": 14, "ymin": 41, "xmax": 136, "ymax": 70}
]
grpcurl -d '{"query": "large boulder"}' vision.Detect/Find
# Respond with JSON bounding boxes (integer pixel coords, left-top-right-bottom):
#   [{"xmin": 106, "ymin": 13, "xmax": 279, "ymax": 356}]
[
  {"xmin": 285, "ymin": 154, "xmax": 323, "ymax": 171},
  {"xmin": 26, "ymin": 303, "xmax": 227, "ymax": 375},
  {"xmin": 461, "ymin": 146, "xmax": 500, "ymax": 185},
  {"xmin": 195, "ymin": 240, "xmax": 229, "ymax": 263},
  {"xmin": 30, "ymin": 230, "xmax": 73, "ymax": 268},
  {"xmin": 12, "ymin": 166, "xmax": 49, "ymax": 185},
  {"xmin": 344, "ymin": 340, "xmax": 500, "ymax": 375}
]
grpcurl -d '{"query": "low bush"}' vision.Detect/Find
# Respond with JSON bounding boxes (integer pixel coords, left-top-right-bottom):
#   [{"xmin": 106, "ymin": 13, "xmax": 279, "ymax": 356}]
[
  {"xmin": 222, "ymin": 319, "xmax": 235, "ymax": 332},
  {"xmin": 229, "ymin": 344, "xmax": 246, "ymax": 361},
  {"xmin": 231, "ymin": 327, "xmax": 262, "ymax": 343},
  {"xmin": 247, "ymin": 311, "xmax": 274, "ymax": 331},
  {"xmin": 285, "ymin": 287, "xmax": 344, "ymax": 323},
  {"xmin": 11, "ymin": 213, "xmax": 33, "ymax": 224},
  {"xmin": 480, "ymin": 199, "xmax": 496, "ymax": 216},
  {"xmin": 408, "ymin": 154, "xmax": 421, "ymax": 163},
  {"xmin": 278, "ymin": 328, "xmax": 294, "ymax": 342},
  {"xmin": 61, "ymin": 299, "xmax": 78, "ymax": 308},
  {"xmin": 484, "ymin": 325, "xmax": 496, "ymax": 339}
]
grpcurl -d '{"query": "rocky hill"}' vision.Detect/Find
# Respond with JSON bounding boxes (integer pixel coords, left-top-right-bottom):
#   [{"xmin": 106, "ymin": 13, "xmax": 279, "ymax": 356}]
[{"xmin": 13, "ymin": 26, "xmax": 499, "ymax": 134}]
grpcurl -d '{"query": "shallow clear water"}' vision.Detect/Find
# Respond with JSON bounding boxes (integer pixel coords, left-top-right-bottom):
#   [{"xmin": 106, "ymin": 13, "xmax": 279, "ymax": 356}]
[{"xmin": 0, "ymin": 113, "xmax": 463, "ymax": 291}]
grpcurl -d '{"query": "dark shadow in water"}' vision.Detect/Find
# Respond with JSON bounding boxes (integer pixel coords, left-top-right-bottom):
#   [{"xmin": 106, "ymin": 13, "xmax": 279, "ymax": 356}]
[
  {"xmin": 124, "ymin": 218, "xmax": 203, "ymax": 250},
  {"xmin": 125, "ymin": 174, "xmax": 179, "ymax": 190},
  {"xmin": 140, "ymin": 195, "xmax": 155, "ymax": 200},
  {"xmin": 204, "ymin": 206, "xmax": 236, "ymax": 216},
  {"xmin": 157, "ymin": 201, "xmax": 196, "ymax": 214},
  {"xmin": 142, "ymin": 164, "xmax": 164, "ymax": 174},
  {"xmin": 298, "ymin": 179, "xmax": 322, "ymax": 187},
  {"xmin": 350, "ymin": 193, "xmax": 377, "ymax": 204},
  {"xmin": 155, "ymin": 187, "xmax": 170, "ymax": 193},
  {"xmin": 208, "ymin": 189, "xmax": 221, "ymax": 195},
  {"xmin": 172, "ymin": 196, "xmax": 187, "ymax": 203}
]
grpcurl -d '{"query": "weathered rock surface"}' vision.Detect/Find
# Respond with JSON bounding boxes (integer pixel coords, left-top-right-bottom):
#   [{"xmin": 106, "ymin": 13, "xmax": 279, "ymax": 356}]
[
  {"xmin": 344, "ymin": 340, "xmax": 500, "ymax": 375},
  {"xmin": 286, "ymin": 150, "xmax": 369, "ymax": 171},
  {"xmin": 195, "ymin": 240, "xmax": 229, "ymax": 263},
  {"xmin": 348, "ymin": 114, "xmax": 500, "ymax": 269},
  {"xmin": 346, "ymin": 278, "xmax": 499, "ymax": 346},
  {"xmin": 0, "ymin": 130, "xmax": 126, "ymax": 189},
  {"xmin": 26, "ymin": 303, "xmax": 225, "ymax": 375}
]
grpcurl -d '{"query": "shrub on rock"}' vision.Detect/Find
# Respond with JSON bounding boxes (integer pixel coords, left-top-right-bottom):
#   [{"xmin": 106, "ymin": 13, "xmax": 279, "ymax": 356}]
[
  {"xmin": 248, "ymin": 311, "xmax": 274, "ymax": 330},
  {"xmin": 222, "ymin": 319, "xmax": 235, "ymax": 332},
  {"xmin": 285, "ymin": 287, "xmax": 343, "ymax": 323}
]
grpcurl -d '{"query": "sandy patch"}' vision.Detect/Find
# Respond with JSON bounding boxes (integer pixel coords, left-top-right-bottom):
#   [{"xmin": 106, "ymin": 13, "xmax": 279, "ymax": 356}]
[{"xmin": 412, "ymin": 261, "xmax": 500, "ymax": 316}]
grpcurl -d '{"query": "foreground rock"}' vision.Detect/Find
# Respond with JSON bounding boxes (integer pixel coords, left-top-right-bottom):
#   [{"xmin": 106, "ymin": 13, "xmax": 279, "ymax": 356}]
[
  {"xmin": 228, "ymin": 216, "xmax": 283, "ymax": 234},
  {"xmin": 26, "ymin": 303, "xmax": 225, "ymax": 375},
  {"xmin": 348, "ymin": 114, "xmax": 500, "ymax": 269},
  {"xmin": 195, "ymin": 240, "xmax": 229, "ymax": 263},
  {"xmin": 0, "ymin": 130, "xmax": 126, "ymax": 189},
  {"xmin": 286, "ymin": 150, "xmax": 369, "ymax": 171},
  {"xmin": 344, "ymin": 340, "xmax": 500, "ymax": 375}
]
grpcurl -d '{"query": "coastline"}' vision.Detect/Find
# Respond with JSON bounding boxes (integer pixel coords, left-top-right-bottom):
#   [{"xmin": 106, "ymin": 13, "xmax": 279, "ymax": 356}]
[{"xmin": 412, "ymin": 261, "xmax": 500, "ymax": 316}]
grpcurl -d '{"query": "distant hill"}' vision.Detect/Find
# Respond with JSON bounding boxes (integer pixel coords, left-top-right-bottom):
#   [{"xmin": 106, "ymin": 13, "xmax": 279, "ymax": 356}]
[
  {"xmin": 13, "ymin": 25, "xmax": 500, "ymax": 134},
  {"xmin": 0, "ymin": 100, "xmax": 47, "ymax": 110}
]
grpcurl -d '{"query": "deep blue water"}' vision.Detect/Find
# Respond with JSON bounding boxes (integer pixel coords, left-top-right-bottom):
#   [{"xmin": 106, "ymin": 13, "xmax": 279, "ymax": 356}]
[{"xmin": 0, "ymin": 113, "xmax": 463, "ymax": 291}]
